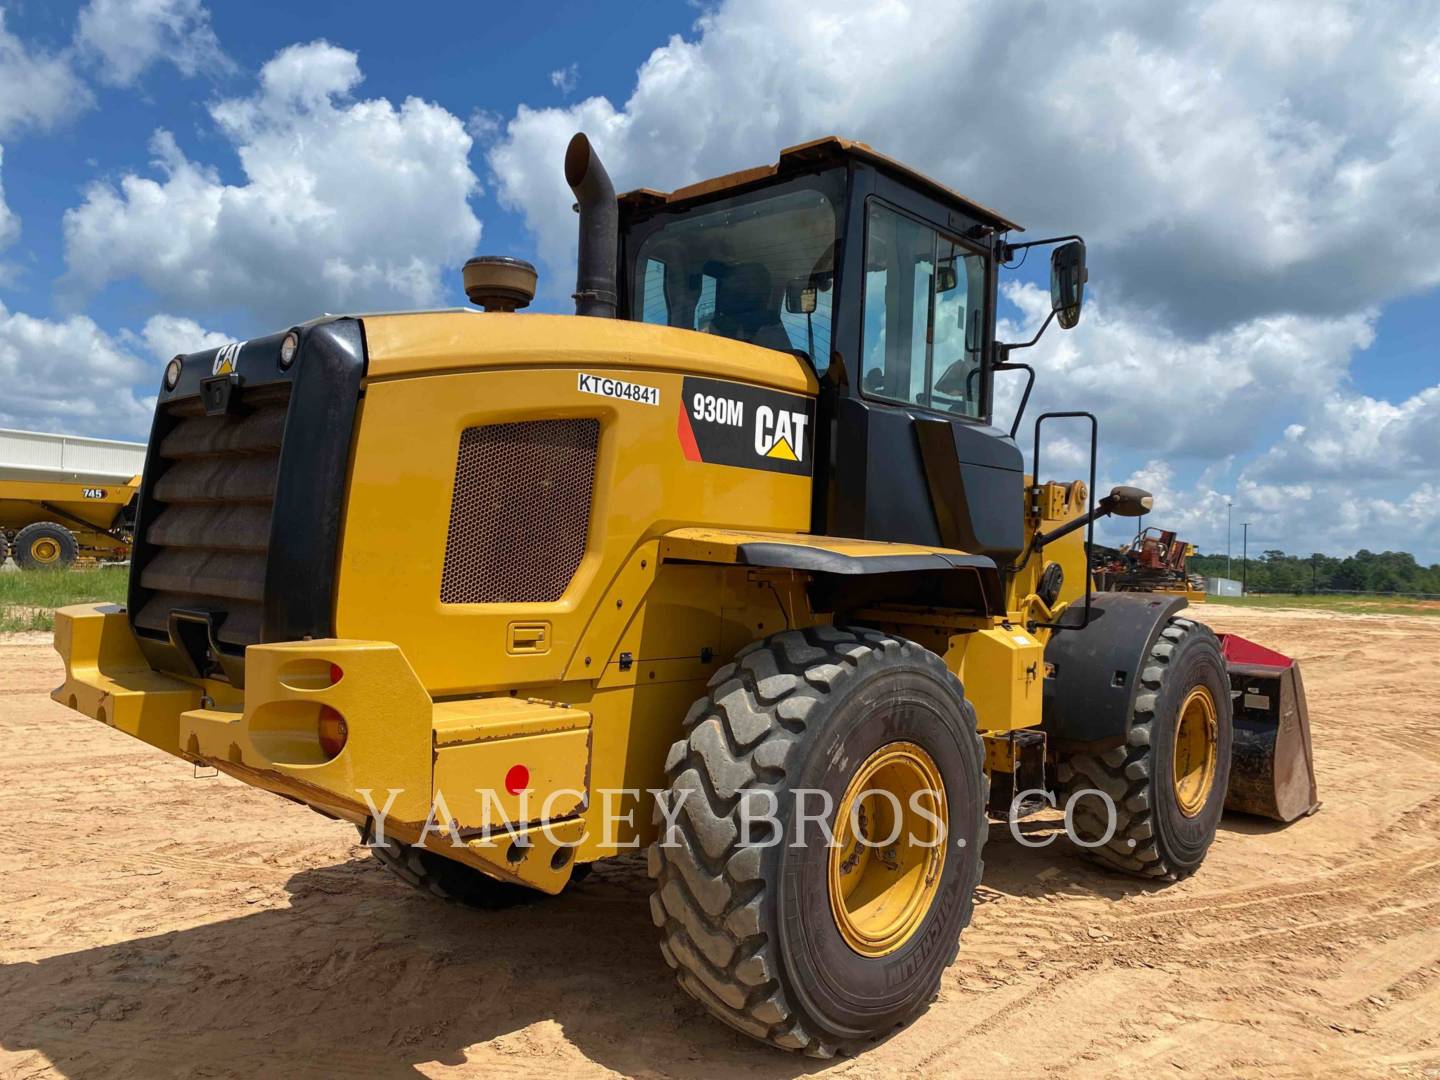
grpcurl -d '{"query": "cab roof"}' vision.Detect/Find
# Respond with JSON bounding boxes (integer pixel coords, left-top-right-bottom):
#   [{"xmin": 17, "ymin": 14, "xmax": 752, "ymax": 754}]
[{"xmin": 617, "ymin": 136, "xmax": 1022, "ymax": 233}]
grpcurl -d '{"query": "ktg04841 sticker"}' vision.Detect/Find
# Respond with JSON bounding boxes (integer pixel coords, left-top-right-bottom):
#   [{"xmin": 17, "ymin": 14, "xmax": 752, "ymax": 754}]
[{"xmin": 677, "ymin": 376, "xmax": 815, "ymax": 476}]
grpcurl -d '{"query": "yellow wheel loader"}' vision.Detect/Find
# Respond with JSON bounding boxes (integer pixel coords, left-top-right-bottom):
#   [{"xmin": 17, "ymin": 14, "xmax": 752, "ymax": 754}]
[{"xmin": 51, "ymin": 134, "xmax": 1318, "ymax": 1056}]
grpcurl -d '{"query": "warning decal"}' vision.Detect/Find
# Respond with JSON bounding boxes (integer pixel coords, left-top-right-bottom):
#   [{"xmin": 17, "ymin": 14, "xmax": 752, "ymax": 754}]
[{"xmin": 678, "ymin": 376, "xmax": 815, "ymax": 476}]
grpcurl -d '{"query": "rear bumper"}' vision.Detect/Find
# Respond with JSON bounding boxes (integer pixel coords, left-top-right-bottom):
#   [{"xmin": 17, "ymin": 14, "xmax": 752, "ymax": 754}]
[{"xmin": 52, "ymin": 603, "xmax": 589, "ymax": 892}]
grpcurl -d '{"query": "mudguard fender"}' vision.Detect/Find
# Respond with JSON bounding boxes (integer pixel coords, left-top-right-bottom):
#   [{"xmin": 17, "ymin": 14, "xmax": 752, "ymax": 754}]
[{"xmin": 1042, "ymin": 591, "xmax": 1189, "ymax": 752}]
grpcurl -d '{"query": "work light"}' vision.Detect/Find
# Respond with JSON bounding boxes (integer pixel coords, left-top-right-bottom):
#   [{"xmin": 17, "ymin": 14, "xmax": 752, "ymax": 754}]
[{"xmin": 279, "ymin": 332, "xmax": 299, "ymax": 369}]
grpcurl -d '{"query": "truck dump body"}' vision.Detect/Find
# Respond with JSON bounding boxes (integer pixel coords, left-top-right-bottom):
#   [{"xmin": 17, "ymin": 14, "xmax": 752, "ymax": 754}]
[{"xmin": 0, "ymin": 427, "xmax": 146, "ymax": 481}]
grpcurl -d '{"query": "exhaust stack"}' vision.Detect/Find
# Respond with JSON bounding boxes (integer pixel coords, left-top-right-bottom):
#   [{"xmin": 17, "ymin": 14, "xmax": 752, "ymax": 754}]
[{"xmin": 565, "ymin": 132, "xmax": 618, "ymax": 318}]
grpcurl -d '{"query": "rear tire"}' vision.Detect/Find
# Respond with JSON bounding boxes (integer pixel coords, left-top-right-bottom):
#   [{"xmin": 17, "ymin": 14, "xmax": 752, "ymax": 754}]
[
  {"xmin": 1058, "ymin": 616, "xmax": 1232, "ymax": 880},
  {"xmin": 14, "ymin": 522, "xmax": 77, "ymax": 571},
  {"xmin": 648, "ymin": 626, "xmax": 987, "ymax": 1056}
]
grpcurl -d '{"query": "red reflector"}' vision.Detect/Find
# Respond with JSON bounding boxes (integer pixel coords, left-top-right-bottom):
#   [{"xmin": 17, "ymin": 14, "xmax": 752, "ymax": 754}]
[
  {"xmin": 329, "ymin": 663, "xmax": 344, "ymax": 685},
  {"xmin": 505, "ymin": 764, "xmax": 530, "ymax": 796},
  {"xmin": 318, "ymin": 705, "xmax": 348, "ymax": 758}
]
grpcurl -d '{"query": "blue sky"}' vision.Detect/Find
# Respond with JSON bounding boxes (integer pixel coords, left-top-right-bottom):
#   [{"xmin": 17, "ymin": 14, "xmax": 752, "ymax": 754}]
[
  {"xmin": 0, "ymin": 0, "xmax": 1436, "ymax": 560},
  {"xmin": 1360, "ymin": 294, "xmax": 1436, "ymax": 401},
  {"xmin": 3, "ymin": 0, "xmax": 690, "ymax": 328}
]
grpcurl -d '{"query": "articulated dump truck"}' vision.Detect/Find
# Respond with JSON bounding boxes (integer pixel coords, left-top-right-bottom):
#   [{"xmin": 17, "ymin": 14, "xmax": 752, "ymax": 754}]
[
  {"xmin": 0, "ymin": 477, "xmax": 136, "ymax": 569},
  {"xmin": 52, "ymin": 134, "xmax": 1319, "ymax": 1056},
  {"xmin": 0, "ymin": 428, "xmax": 142, "ymax": 569}
]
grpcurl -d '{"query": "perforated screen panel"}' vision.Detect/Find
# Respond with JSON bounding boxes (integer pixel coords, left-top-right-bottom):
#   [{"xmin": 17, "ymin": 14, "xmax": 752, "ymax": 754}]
[{"xmin": 440, "ymin": 419, "xmax": 600, "ymax": 604}]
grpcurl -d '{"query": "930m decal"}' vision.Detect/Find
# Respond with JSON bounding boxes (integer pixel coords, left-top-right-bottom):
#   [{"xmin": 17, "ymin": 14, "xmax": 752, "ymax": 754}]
[
  {"xmin": 578, "ymin": 372, "xmax": 660, "ymax": 406},
  {"xmin": 678, "ymin": 376, "xmax": 814, "ymax": 476}
]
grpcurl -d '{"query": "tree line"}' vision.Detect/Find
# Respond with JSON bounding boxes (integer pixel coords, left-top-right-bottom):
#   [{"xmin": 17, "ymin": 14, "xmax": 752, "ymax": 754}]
[{"xmin": 1188, "ymin": 548, "xmax": 1440, "ymax": 596}]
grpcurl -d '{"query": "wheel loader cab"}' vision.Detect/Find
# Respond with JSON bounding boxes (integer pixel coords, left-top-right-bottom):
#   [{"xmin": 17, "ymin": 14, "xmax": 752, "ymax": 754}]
[{"xmin": 618, "ymin": 138, "xmax": 1026, "ymax": 562}]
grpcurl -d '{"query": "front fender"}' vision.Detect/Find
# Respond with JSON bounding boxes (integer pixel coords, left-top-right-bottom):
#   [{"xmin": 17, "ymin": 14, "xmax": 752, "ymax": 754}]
[{"xmin": 1041, "ymin": 592, "xmax": 1189, "ymax": 752}]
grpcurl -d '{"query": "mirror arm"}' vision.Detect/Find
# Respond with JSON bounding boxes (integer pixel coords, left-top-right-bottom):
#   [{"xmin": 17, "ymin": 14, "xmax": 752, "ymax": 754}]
[
  {"xmin": 1033, "ymin": 499, "xmax": 1113, "ymax": 548},
  {"xmin": 1034, "ymin": 488, "xmax": 1150, "ymax": 549},
  {"xmin": 1001, "ymin": 307, "xmax": 1057, "ymax": 353},
  {"xmin": 1000, "ymin": 233, "xmax": 1084, "ymax": 262}
]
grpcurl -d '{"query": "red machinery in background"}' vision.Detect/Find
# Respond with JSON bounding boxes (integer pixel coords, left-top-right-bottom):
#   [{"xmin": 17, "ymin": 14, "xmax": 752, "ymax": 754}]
[{"xmin": 1092, "ymin": 526, "xmax": 1203, "ymax": 596}]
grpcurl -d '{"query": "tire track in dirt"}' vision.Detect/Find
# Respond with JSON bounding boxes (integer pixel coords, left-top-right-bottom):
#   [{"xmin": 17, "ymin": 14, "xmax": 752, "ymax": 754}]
[{"xmin": 8, "ymin": 837, "xmax": 365, "ymax": 881}]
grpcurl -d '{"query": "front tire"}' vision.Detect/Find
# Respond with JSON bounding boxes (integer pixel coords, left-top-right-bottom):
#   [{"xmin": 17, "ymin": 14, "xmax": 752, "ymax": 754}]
[
  {"xmin": 1058, "ymin": 616, "xmax": 1232, "ymax": 880},
  {"xmin": 648, "ymin": 626, "xmax": 987, "ymax": 1056}
]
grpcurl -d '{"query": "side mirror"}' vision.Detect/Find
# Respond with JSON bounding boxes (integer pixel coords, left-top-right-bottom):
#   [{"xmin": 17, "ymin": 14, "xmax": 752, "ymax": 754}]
[
  {"xmin": 784, "ymin": 278, "xmax": 818, "ymax": 314},
  {"xmin": 935, "ymin": 262, "xmax": 958, "ymax": 292},
  {"xmin": 1050, "ymin": 240, "xmax": 1087, "ymax": 330},
  {"xmin": 1100, "ymin": 485, "xmax": 1152, "ymax": 518}
]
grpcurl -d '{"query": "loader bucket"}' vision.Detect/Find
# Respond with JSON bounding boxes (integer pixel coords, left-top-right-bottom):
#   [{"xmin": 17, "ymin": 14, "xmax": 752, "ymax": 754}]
[{"xmin": 1218, "ymin": 634, "xmax": 1320, "ymax": 822}]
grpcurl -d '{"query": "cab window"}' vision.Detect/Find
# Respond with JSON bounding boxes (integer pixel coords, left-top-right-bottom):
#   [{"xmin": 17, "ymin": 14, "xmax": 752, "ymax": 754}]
[
  {"xmin": 861, "ymin": 201, "xmax": 987, "ymax": 418},
  {"xmin": 628, "ymin": 174, "xmax": 843, "ymax": 371}
]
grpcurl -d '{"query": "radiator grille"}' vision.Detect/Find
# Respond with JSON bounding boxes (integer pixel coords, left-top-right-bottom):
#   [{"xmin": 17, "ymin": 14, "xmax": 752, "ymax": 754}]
[
  {"xmin": 133, "ymin": 384, "xmax": 290, "ymax": 648},
  {"xmin": 440, "ymin": 419, "xmax": 599, "ymax": 604}
]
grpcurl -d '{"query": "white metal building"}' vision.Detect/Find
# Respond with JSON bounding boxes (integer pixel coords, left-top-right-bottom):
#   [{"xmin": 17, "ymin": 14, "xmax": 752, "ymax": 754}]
[{"xmin": 1206, "ymin": 576, "xmax": 1243, "ymax": 597}]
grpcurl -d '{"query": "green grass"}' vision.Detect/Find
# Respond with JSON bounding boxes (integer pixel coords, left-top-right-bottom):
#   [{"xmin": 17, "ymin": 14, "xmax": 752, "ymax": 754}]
[
  {"xmin": 4, "ymin": 565, "xmax": 1435, "ymax": 633},
  {"xmin": 0, "ymin": 565, "xmax": 130, "ymax": 632},
  {"xmin": 1205, "ymin": 592, "xmax": 1440, "ymax": 617}
]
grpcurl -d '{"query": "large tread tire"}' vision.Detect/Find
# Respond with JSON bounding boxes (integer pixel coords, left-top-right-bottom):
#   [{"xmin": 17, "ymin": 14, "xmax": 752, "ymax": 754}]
[
  {"xmin": 359, "ymin": 824, "xmax": 552, "ymax": 910},
  {"xmin": 1058, "ymin": 616, "xmax": 1232, "ymax": 881},
  {"xmin": 647, "ymin": 625, "xmax": 987, "ymax": 1057},
  {"xmin": 14, "ymin": 522, "xmax": 78, "ymax": 571}
]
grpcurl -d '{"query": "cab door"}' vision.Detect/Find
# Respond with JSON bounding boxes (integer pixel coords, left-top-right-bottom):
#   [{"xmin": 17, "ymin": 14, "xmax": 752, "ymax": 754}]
[{"xmin": 820, "ymin": 171, "xmax": 1024, "ymax": 562}]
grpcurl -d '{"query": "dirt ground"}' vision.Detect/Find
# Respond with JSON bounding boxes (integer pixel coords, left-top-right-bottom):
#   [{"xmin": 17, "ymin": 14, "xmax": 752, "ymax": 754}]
[{"xmin": 2, "ymin": 607, "xmax": 1438, "ymax": 1079}]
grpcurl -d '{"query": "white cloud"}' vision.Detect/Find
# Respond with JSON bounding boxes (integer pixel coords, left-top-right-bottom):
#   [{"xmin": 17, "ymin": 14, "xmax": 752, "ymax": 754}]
[
  {"xmin": 61, "ymin": 40, "xmax": 481, "ymax": 328},
  {"xmin": 1097, "ymin": 459, "xmax": 1228, "ymax": 550},
  {"xmin": 0, "ymin": 10, "xmax": 92, "ymax": 139},
  {"xmin": 1100, "ymin": 459, "xmax": 1440, "ymax": 563},
  {"xmin": 489, "ymin": 0, "xmax": 1440, "ymax": 332},
  {"xmin": 0, "ymin": 145, "xmax": 20, "ymax": 252},
  {"xmin": 131, "ymin": 313, "xmax": 234, "ymax": 361},
  {"xmin": 996, "ymin": 282, "xmax": 1377, "ymax": 462},
  {"xmin": 549, "ymin": 62, "xmax": 579, "ymax": 95},
  {"xmin": 466, "ymin": 107, "xmax": 501, "ymax": 144},
  {"xmin": 1244, "ymin": 387, "xmax": 1440, "ymax": 485},
  {"xmin": 0, "ymin": 305, "xmax": 233, "ymax": 439},
  {"xmin": 996, "ymin": 289, "xmax": 1440, "ymax": 559},
  {"xmin": 75, "ymin": 0, "xmax": 230, "ymax": 86},
  {"xmin": 0, "ymin": 303, "xmax": 153, "ymax": 436}
]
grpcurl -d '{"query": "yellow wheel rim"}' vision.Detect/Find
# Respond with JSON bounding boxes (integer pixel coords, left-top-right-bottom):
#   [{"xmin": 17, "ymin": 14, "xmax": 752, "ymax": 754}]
[
  {"xmin": 1173, "ymin": 685, "xmax": 1219, "ymax": 817},
  {"xmin": 828, "ymin": 741, "xmax": 947, "ymax": 957},
  {"xmin": 31, "ymin": 537, "xmax": 61, "ymax": 564}
]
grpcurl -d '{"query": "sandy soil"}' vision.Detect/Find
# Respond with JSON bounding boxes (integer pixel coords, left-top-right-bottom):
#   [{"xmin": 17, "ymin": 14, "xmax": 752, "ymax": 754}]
[{"xmin": 2, "ymin": 607, "xmax": 1438, "ymax": 1079}]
